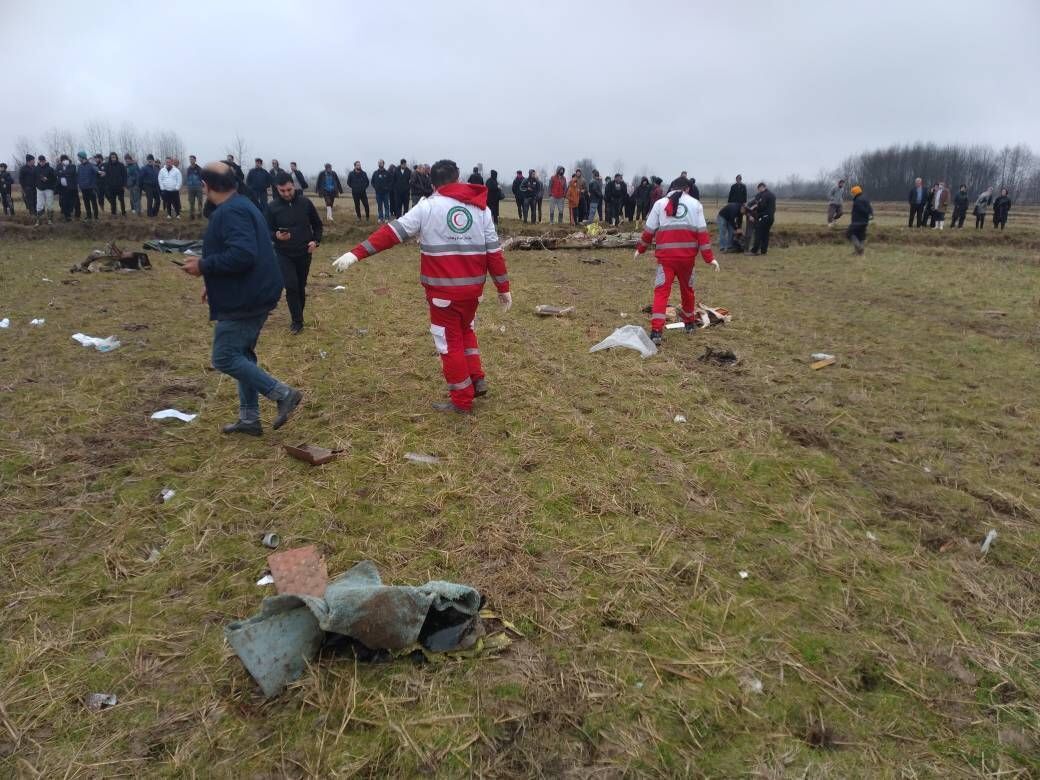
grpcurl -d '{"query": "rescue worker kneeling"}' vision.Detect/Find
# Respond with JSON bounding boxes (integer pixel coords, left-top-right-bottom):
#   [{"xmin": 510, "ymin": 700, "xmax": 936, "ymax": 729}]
[
  {"xmin": 635, "ymin": 178, "xmax": 719, "ymax": 345},
  {"xmin": 333, "ymin": 159, "xmax": 512, "ymax": 414}
]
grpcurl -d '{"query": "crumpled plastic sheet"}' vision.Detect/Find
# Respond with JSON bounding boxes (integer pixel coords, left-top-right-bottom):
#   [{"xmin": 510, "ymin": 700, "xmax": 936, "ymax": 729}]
[
  {"xmin": 589, "ymin": 325, "xmax": 658, "ymax": 358},
  {"xmin": 151, "ymin": 409, "xmax": 197, "ymax": 423},
  {"xmin": 71, "ymin": 333, "xmax": 121, "ymax": 352}
]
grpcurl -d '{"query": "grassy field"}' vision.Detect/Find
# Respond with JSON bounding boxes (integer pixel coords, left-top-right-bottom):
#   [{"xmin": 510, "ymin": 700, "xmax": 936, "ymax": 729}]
[{"xmin": 1, "ymin": 201, "xmax": 1039, "ymax": 777}]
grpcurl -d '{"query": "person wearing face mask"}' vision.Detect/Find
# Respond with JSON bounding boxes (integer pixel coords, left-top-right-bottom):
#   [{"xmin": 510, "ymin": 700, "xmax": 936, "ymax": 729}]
[
  {"xmin": 315, "ymin": 163, "xmax": 342, "ymax": 221},
  {"xmin": 346, "ymin": 161, "xmax": 370, "ymax": 221},
  {"xmin": 266, "ymin": 172, "xmax": 323, "ymax": 334},
  {"xmin": 55, "ymin": 155, "xmax": 80, "ymax": 222}
]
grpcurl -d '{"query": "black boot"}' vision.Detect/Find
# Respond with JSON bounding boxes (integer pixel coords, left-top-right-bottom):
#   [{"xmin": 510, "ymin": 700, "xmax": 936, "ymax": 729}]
[
  {"xmin": 272, "ymin": 389, "xmax": 303, "ymax": 430},
  {"xmin": 222, "ymin": 420, "xmax": 262, "ymax": 436},
  {"xmin": 650, "ymin": 329, "xmax": 663, "ymax": 346},
  {"xmin": 473, "ymin": 378, "xmax": 489, "ymax": 397}
]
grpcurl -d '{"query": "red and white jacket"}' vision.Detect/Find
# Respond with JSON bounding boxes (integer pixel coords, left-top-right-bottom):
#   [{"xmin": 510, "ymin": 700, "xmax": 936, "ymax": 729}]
[
  {"xmin": 348, "ymin": 183, "xmax": 510, "ymax": 302},
  {"xmin": 635, "ymin": 191, "xmax": 715, "ymax": 265}
]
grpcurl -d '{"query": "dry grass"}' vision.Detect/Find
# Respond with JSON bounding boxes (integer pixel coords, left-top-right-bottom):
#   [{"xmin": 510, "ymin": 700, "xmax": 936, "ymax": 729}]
[{"xmin": 1, "ymin": 201, "xmax": 1039, "ymax": 777}]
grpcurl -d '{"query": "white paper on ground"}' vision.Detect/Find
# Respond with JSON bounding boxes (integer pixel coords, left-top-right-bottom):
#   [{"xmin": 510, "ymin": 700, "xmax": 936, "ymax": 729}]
[
  {"xmin": 30, "ymin": 318, "xmax": 45, "ymax": 326},
  {"xmin": 151, "ymin": 409, "xmax": 197, "ymax": 423},
  {"xmin": 0, "ymin": 319, "xmax": 9, "ymax": 328},
  {"xmin": 72, "ymin": 333, "xmax": 121, "ymax": 352},
  {"xmin": 811, "ymin": 353, "xmax": 834, "ymax": 361},
  {"xmin": 674, "ymin": 415, "xmax": 687, "ymax": 423},
  {"xmin": 160, "ymin": 488, "xmax": 176, "ymax": 502},
  {"xmin": 333, "ymin": 285, "xmax": 346, "ymax": 291},
  {"xmin": 589, "ymin": 325, "xmax": 658, "ymax": 358},
  {"xmin": 256, "ymin": 574, "xmax": 275, "ymax": 586},
  {"xmin": 665, "ymin": 322, "xmax": 685, "ymax": 330}
]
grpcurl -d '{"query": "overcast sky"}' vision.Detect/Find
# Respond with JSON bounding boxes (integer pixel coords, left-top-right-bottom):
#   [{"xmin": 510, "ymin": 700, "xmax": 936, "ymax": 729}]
[{"xmin": 4, "ymin": 0, "xmax": 1039, "ymax": 182}]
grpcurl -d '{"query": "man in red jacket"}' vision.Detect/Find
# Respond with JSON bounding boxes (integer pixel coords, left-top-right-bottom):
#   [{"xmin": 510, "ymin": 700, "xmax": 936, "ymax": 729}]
[
  {"xmin": 333, "ymin": 159, "xmax": 512, "ymax": 414},
  {"xmin": 548, "ymin": 166, "xmax": 567, "ymax": 224}
]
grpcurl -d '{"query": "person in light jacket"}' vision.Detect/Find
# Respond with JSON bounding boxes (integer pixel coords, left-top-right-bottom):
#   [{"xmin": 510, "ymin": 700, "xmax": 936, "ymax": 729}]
[
  {"xmin": 973, "ymin": 187, "xmax": 992, "ymax": 229},
  {"xmin": 158, "ymin": 157, "xmax": 183, "ymax": 218},
  {"xmin": 827, "ymin": 179, "xmax": 845, "ymax": 226}
]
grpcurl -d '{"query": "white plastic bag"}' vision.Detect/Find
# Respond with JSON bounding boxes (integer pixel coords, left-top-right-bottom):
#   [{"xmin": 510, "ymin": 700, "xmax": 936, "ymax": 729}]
[
  {"xmin": 151, "ymin": 409, "xmax": 197, "ymax": 423},
  {"xmin": 72, "ymin": 333, "xmax": 121, "ymax": 352},
  {"xmin": 589, "ymin": 325, "xmax": 658, "ymax": 358}
]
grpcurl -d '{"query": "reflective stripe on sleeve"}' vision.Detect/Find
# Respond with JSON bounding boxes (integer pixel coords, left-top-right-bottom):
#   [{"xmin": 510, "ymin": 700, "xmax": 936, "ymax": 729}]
[{"xmin": 361, "ymin": 239, "xmax": 376, "ymax": 254}]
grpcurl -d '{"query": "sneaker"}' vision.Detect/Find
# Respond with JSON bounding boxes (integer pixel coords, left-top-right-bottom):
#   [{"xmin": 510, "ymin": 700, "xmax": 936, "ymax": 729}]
[
  {"xmin": 272, "ymin": 389, "xmax": 303, "ymax": 430},
  {"xmin": 222, "ymin": 420, "xmax": 262, "ymax": 436},
  {"xmin": 650, "ymin": 329, "xmax": 663, "ymax": 346},
  {"xmin": 473, "ymin": 378, "xmax": 489, "ymax": 397},
  {"xmin": 432, "ymin": 401, "xmax": 472, "ymax": 415}
]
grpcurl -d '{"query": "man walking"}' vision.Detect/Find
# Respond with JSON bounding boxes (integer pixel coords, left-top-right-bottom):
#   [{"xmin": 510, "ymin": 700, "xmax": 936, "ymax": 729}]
[
  {"xmin": 511, "ymin": 170, "xmax": 524, "ymax": 220},
  {"xmin": 76, "ymin": 152, "xmax": 100, "ymax": 220},
  {"xmin": 316, "ymin": 163, "xmax": 342, "ymax": 221},
  {"xmin": 907, "ymin": 177, "xmax": 927, "ymax": 227},
  {"xmin": 34, "ymin": 155, "xmax": 57, "ymax": 224},
  {"xmin": 346, "ymin": 161, "xmax": 370, "ymax": 221},
  {"xmin": 186, "ymin": 156, "xmax": 204, "ymax": 219},
  {"xmin": 372, "ymin": 159, "xmax": 393, "ymax": 223},
  {"xmin": 18, "ymin": 155, "xmax": 36, "ymax": 217},
  {"xmin": 289, "ymin": 162, "xmax": 307, "ymax": 194},
  {"xmin": 140, "ymin": 155, "xmax": 161, "ymax": 217},
  {"xmin": 846, "ymin": 185, "xmax": 873, "ymax": 255},
  {"xmin": 728, "ymin": 174, "xmax": 747, "ymax": 228},
  {"xmin": 246, "ymin": 158, "xmax": 272, "ymax": 211},
  {"xmin": 827, "ymin": 179, "xmax": 845, "ymax": 226},
  {"xmin": 158, "ymin": 157, "xmax": 183, "ymax": 218},
  {"xmin": 749, "ymin": 182, "xmax": 775, "ymax": 256},
  {"xmin": 0, "ymin": 163, "xmax": 14, "ymax": 215},
  {"xmin": 266, "ymin": 172, "xmax": 323, "ymax": 334},
  {"xmin": 125, "ymin": 154, "xmax": 141, "ymax": 215},
  {"xmin": 333, "ymin": 159, "xmax": 512, "ymax": 415},
  {"xmin": 392, "ymin": 159, "xmax": 411, "ymax": 217},
  {"xmin": 180, "ymin": 162, "xmax": 302, "ymax": 436}
]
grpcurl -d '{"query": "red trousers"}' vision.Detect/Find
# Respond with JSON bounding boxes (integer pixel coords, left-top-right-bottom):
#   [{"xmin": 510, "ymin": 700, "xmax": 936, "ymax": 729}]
[
  {"xmin": 650, "ymin": 258, "xmax": 697, "ymax": 330},
  {"xmin": 428, "ymin": 297, "xmax": 484, "ymax": 410}
]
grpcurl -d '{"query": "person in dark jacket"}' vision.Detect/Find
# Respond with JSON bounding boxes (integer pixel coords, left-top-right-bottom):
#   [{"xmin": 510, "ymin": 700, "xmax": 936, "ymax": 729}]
[
  {"xmin": 749, "ymin": 182, "xmax": 776, "ymax": 255},
  {"xmin": 951, "ymin": 184, "xmax": 969, "ymax": 228},
  {"xmin": 346, "ymin": 161, "xmax": 370, "ymax": 220},
  {"xmin": 315, "ymin": 163, "xmax": 343, "ymax": 221},
  {"xmin": 185, "ymin": 156, "xmax": 204, "ymax": 219},
  {"xmin": 588, "ymin": 171, "xmax": 604, "ymax": 222},
  {"xmin": 18, "ymin": 155, "xmax": 36, "ymax": 216},
  {"xmin": 728, "ymin": 174, "xmax": 747, "ymax": 229},
  {"xmin": 511, "ymin": 170, "xmax": 524, "ymax": 219},
  {"xmin": 409, "ymin": 164, "xmax": 432, "ymax": 207},
  {"xmin": 392, "ymin": 159, "xmax": 411, "ymax": 217},
  {"xmin": 846, "ymin": 185, "xmax": 873, "ymax": 255},
  {"xmin": 102, "ymin": 152, "xmax": 127, "ymax": 216},
  {"xmin": 289, "ymin": 161, "xmax": 308, "ymax": 193},
  {"xmin": 716, "ymin": 201, "xmax": 745, "ymax": 252},
  {"xmin": 266, "ymin": 172, "xmax": 323, "ymax": 333},
  {"xmin": 520, "ymin": 169, "xmax": 541, "ymax": 223},
  {"xmin": 225, "ymin": 154, "xmax": 245, "ymax": 183},
  {"xmin": 140, "ymin": 156, "xmax": 161, "ymax": 217},
  {"xmin": 992, "ymin": 189, "xmax": 1011, "ymax": 230},
  {"xmin": 75, "ymin": 152, "xmax": 100, "ymax": 220},
  {"xmin": 0, "ymin": 163, "xmax": 14, "ymax": 215},
  {"xmin": 634, "ymin": 177, "xmax": 652, "ymax": 221},
  {"xmin": 180, "ymin": 162, "xmax": 301, "ymax": 437},
  {"xmin": 371, "ymin": 159, "xmax": 393, "ymax": 223},
  {"xmin": 34, "ymin": 155, "xmax": 57, "ymax": 223},
  {"xmin": 688, "ymin": 177, "xmax": 700, "ymax": 200},
  {"xmin": 486, "ymin": 169, "xmax": 504, "ymax": 224},
  {"xmin": 55, "ymin": 155, "xmax": 80, "ymax": 222},
  {"xmin": 467, "ymin": 166, "xmax": 484, "ymax": 185},
  {"xmin": 907, "ymin": 177, "xmax": 928, "ymax": 227},
  {"xmin": 246, "ymin": 158, "xmax": 273, "ymax": 211},
  {"xmin": 605, "ymin": 174, "xmax": 627, "ymax": 226},
  {"xmin": 125, "ymin": 154, "xmax": 141, "ymax": 216}
]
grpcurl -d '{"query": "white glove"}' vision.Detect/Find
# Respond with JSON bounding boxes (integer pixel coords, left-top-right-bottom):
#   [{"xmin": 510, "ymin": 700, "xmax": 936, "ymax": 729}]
[
  {"xmin": 709, "ymin": 259, "xmax": 720, "ymax": 272},
  {"xmin": 633, "ymin": 250, "xmax": 640, "ymax": 260},
  {"xmin": 332, "ymin": 251, "xmax": 358, "ymax": 272},
  {"xmin": 498, "ymin": 292, "xmax": 512, "ymax": 313}
]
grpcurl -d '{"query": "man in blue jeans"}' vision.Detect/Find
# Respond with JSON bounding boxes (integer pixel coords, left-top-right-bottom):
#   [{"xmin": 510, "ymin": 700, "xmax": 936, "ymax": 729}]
[{"xmin": 180, "ymin": 162, "xmax": 303, "ymax": 436}]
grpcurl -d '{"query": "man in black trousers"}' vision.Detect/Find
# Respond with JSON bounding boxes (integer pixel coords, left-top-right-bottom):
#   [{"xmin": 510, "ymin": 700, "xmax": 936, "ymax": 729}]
[
  {"xmin": 728, "ymin": 174, "xmax": 747, "ymax": 230},
  {"xmin": 265, "ymin": 172, "xmax": 323, "ymax": 334},
  {"xmin": 749, "ymin": 182, "xmax": 776, "ymax": 256},
  {"xmin": 907, "ymin": 177, "xmax": 927, "ymax": 227}
]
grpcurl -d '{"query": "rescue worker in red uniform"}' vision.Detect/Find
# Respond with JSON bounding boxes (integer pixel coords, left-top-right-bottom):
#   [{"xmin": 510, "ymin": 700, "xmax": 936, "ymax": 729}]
[
  {"xmin": 635, "ymin": 177, "xmax": 719, "ymax": 345},
  {"xmin": 333, "ymin": 159, "xmax": 512, "ymax": 414}
]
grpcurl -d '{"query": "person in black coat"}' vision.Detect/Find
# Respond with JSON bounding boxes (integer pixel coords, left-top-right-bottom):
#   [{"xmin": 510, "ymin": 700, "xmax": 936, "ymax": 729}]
[
  {"xmin": 55, "ymin": 155, "xmax": 80, "ymax": 221},
  {"xmin": 485, "ymin": 169, "xmax": 504, "ymax": 224},
  {"xmin": 0, "ymin": 163, "xmax": 14, "ymax": 215},
  {"xmin": 246, "ymin": 159, "xmax": 273, "ymax": 211},
  {"xmin": 992, "ymin": 189, "xmax": 1011, "ymax": 230},
  {"xmin": 846, "ymin": 185, "xmax": 873, "ymax": 255},
  {"xmin": 18, "ymin": 155, "xmax": 37, "ymax": 215},
  {"xmin": 371, "ymin": 160, "xmax": 394, "ymax": 223},
  {"xmin": 392, "ymin": 158, "xmax": 411, "ymax": 217},
  {"xmin": 951, "ymin": 185, "xmax": 969, "ymax": 228},
  {"xmin": 266, "ymin": 172, "xmax": 324, "ymax": 333},
  {"xmin": 467, "ymin": 166, "xmax": 484, "ymax": 185},
  {"xmin": 102, "ymin": 152, "xmax": 127, "ymax": 216},
  {"xmin": 511, "ymin": 170, "xmax": 524, "ymax": 219},
  {"xmin": 749, "ymin": 182, "xmax": 776, "ymax": 255},
  {"xmin": 346, "ymin": 161, "xmax": 370, "ymax": 221}
]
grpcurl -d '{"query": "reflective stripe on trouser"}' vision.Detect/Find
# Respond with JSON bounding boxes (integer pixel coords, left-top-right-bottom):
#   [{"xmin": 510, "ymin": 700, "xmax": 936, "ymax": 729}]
[
  {"xmin": 651, "ymin": 258, "xmax": 696, "ymax": 329},
  {"xmin": 428, "ymin": 297, "xmax": 483, "ymax": 410}
]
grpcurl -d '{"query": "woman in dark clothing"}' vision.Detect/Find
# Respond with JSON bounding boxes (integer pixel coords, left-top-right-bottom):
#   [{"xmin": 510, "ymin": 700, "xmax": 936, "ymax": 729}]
[
  {"xmin": 992, "ymin": 189, "xmax": 1011, "ymax": 230},
  {"xmin": 486, "ymin": 170, "xmax": 504, "ymax": 224}
]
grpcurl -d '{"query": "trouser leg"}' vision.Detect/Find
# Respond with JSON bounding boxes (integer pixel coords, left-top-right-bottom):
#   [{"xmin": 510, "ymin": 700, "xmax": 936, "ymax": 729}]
[
  {"xmin": 211, "ymin": 315, "xmax": 290, "ymax": 421},
  {"xmin": 674, "ymin": 260, "xmax": 697, "ymax": 323},
  {"xmin": 650, "ymin": 263, "xmax": 675, "ymax": 331},
  {"xmin": 461, "ymin": 313, "xmax": 484, "ymax": 383},
  {"xmin": 23, "ymin": 189, "xmax": 36, "ymax": 215},
  {"xmin": 429, "ymin": 299, "xmax": 478, "ymax": 411}
]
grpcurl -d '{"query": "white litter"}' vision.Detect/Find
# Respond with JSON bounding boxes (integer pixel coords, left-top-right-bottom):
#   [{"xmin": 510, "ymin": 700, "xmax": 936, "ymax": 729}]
[
  {"xmin": 72, "ymin": 333, "xmax": 121, "ymax": 352},
  {"xmin": 151, "ymin": 409, "xmax": 197, "ymax": 423},
  {"xmin": 85, "ymin": 693, "xmax": 118, "ymax": 711},
  {"xmin": 0, "ymin": 318, "xmax": 10, "ymax": 328},
  {"xmin": 145, "ymin": 548, "xmax": 161, "ymax": 563},
  {"xmin": 333, "ymin": 285, "xmax": 346, "ymax": 291},
  {"xmin": 319, "ymin": 350, "xmax": 328, "ymax": 359},
  {"xmin": 160, "ymin": 488, "xmax": 176, "ymax": 503},
  {"xmin": 405, "ymin": 452, "xmax": 440, "ymax": 465},
  {"xmin": 980, "ymin": 529, "xmax": 997, "ymax": 554},
  {"xmin": 30, "ymin": 318, "xmax": 45, "ymax": 326},
  {"xmin": 665, "ymin": 322, "xmax": 685, "ymax": 330},
  {"xmin": 866, "ymin": 531, "xmax": 878, "ymax": 541},
  {"xmin": 739, "ymin": 675, "xmax": 764, "ymax": 694},
  {"xmin": 674, "ymin": 415, "xmax": 687, "ymax": 423},
  {"xmin": 42, "ymin": 277, "xmax": 53, "ymax": 282},
  {"xmin": 589, "ymin": 325, "xmax": 657, "ymax": 358},
  {"xmin": 256, "ymin": 574, "xmax": 275, "ymax": 586},
  {"xmin": 811, "ymin": 353, "xmax": 834, "ymax": 361},
  {"xmin": 739, "ymin": 570, "xmax": 749, "ymax": 579}
]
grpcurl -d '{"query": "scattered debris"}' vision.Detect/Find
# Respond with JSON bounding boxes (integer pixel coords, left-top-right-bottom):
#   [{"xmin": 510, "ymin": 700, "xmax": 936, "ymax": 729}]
[
  {"xmin": 589, "ymin": 325, "xmax": 658, "ymax": 358},
  {"xmin": 883, "ymin": 430, "xmax": 906, "ymax": 443},
  {"xmin": 143, "ymin": 239, "xmax": 204, "ymax": 254},
  {"xmin": 866, "ymin": 531, "xmax": 878, "ymax": 541},
  {"xmin": 739, "ymin": 675, "xmax": 764, "ymax": 694},
  {"xmin": 581, "ymin": 257, "xmax": 606, "ymax": 265},
  {"xmin": 41, "ymin": 277, "xmax": 53, "ymax": 282},
  {"xmin": 739, "ymin": 570, "xmax": 749, "ymax": 579},
  {"xmin": 225, "ymin": 559, "xmax": 511, "ymax": 697},
  {"xmin": 122, "ymin": 323, "xmax": 149, "ymax": 332},
  {"xmin": 319, "ymin": 350, "xmax": 328, "ymax": 359},
  {"xmin": 665, "ymin": 322, "xmax": 685, "ymax": 330},
  {"xmin": 811, "ymin": 356, "xmax": 837, "ymax": 370},
  {"xmin": 698, "ymin": 346, "xmax": 738, "ymax": 366},
  {"xmin": 811, "ymin": 353, "xmax": 834, "ymax": 361},
  {"xmin": 674, "ymin": 414, "xmax": 687, "ymax": 423},
  {"xmin": 0, "ymin": 318, "xmax": 9, "ymax": 329},
  {"xmin": 71, "ymin": 333, "xmax": 121, "ymax": 352},
  {"xmin": 405, "ymin": 452, "xmax": 441, "ymax": 465},
  {"xmin": 267, "ymin": 545, "xmax": 328, "ymax": 598},
  {"xmin": 980, "ymin": 529, "xmax": 997, "ymax": 554},
  {"xmin": 145, "ymin": 548, "xmax": 161, "ymax": 563},
  {"xmin": 84, "ymin": 693, "xmax": 118, "ymax": 712},
  {"xmin": 979, "ymin": 310, "xmax": 1007, "ymax": 317},
  {"xmin": 356, "ymin": 328, "xmax": 368, "ymax": 336},
  {"xmin": 150, "ymin": 409, "xmax": 197, "ymax": 423},
  {"xmin": 256, "ymin": 574, "xmax": 275, "ymax": 586},
  {"xmin": 503, "ymin": 230, "xmax": 641, "ymax": 251},
  {"xmin": 71, "ymin": 242, "xmax": 151, "ymax": 273},
  {"xmin": 333, "ymin": 285, "xmax": 346, "ymax": 291},
  {"xmin": 284, "ymin": 443, "xmax": 344, "ymax": 466},
  {"xmin": 159, "ymin": 488, "xmax": 176, "ymax": 503},
  {"xmin": 534, "ymin": 305, "xmax": 575, "ymax": 317},
  {"xmin": 262, "ymin": 533, "xmax": 280, "ymax": 549}
]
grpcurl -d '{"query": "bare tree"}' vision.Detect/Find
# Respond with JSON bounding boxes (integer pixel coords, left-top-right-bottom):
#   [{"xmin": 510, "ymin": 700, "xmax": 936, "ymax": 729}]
[
  {"xmin": 574, "ymin": 158, "xmax": 597, "ymax": 182},
  {"xmin": 41, "ymin": 127, "xmax": 77, "ymax": 162},
  {"xmin": 154, "ymin": 131, "xmax": 185, "ymax": 164},
  {"xmin": 82, "ymin": 119, "xmax": 115, "ymax": 155},
  {"xmin": 117, "ymin": 122, "xmax": 142, "ymax": 160},
  {"xmin": 11, "ymin": 135, "xmax": 35, "ymax": 169}
]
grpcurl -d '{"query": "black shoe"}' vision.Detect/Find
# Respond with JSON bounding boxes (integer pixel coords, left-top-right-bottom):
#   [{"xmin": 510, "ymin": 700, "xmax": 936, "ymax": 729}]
[
  {"xmin": 684, "ymin": 322, "xmax": 698, "ymax": 333},
  {"xmin": 222, "ymin": 420, "xmax": 262, "ymax": 436},
  {"xmin": 272, "ymin": 389, "xmax": 303, "ymax": 430},
  {"xmin": 289, "ymin": 322, "xmax": 303, "ymax": 335},
  {"xmin": 650, "ymin": 329, "xmax": 663, "ymax": 346},
  {"xmin": 473, "ymin": 378, "xmax": 489, "ymax": 397},
  {"xmin": 432, "ymin": 401, "xmax": 472, "ymax": 415},
  {"xmin": 749, "ymin": 250, "xmax": 760, "ymax": 256}
]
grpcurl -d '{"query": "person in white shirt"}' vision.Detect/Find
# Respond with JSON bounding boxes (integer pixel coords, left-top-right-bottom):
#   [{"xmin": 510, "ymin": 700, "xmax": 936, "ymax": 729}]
[{"xmin": 158, "ymin": 157, "xmax": 183, "ymax": 219}]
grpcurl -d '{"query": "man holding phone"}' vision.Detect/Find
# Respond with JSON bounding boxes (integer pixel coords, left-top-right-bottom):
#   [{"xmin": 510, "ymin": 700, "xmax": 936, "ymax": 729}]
[{"xmin": 265, "ymin": 172, "xmax": 323, "ymax": 334}]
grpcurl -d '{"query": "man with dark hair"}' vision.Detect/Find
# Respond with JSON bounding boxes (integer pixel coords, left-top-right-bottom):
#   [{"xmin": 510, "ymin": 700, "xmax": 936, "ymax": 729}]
[
  {"xmin": 907, "ymin": 177, "xmax": 927, "ymax": 227},
  {"xmin": 749, "ymin": 182, "xmax": 776, "ymax": 256},
  {"xmin": 18, "ymin": 155, "xmax": 36, "ymax": 216},
  {"xmin": 549, "ymin": 166, "xmax": 567, "ymax": 223},
  {"xmin": 520, "ymin": 169, "xmax": 541, "ymax": 224},
  {"xmin": 688, "ymin": 177, "xmax": 700, "ymax": 200},
  {"xmin": 246, "ymin": 158, "xmax": 272, "ymax": 211},
  {"xmin": 727, "ymin": 174, "xmax": 747, "ymax": 229},
  {"xmin": 392, "ymin": 158, "xmax": 411, "ymax": 217},
  {"xmin": 511, "ymin": 170, "xmax": 524, "ymax": 219},
  {"xmin": 266, "ymin": 172, "xmax": 323, "ymax": 334},
  {"xmin": 467, "ymin": 166, "xmax": 484, "ymax": 185},
  {"xmin": 0, "ymin": 163, "xmax": 14, "ymax": 215},
  {"xmin": 372, "ymin": 159, "xmax": 393, "ymax": 223},
  {"xmin": 486, "ymin": 169, "xmax": 504, "ymax": 224},
  {"xmin": 34, "ymin": 155, "xmax": 57, "ymax": 224},
  {"xmin": 158, "ymin": 157, "xmax": 182, "ymax": 218},
  {"xmin": 269, "ymin": 159, "xmax": 284, "ymax": 184},
  {"xmin": 180, "ymin": 162, "xmax": 302, "ymax": 436},
  {"xmin": 125, "ymin": 154, "xmax": 141, "ymax": 216},
  {"xmin": 605, "ymin": 173, "xmax": 627, "ymax": 227},
  {"xmin": 951, "ymin": 184, "xmax": 969, "ymax": 228},
  {"xmin": 716, "ymin": 201, "xmax": 745, "ymax": 252},
  {"xmin": 186, "ymin": 156, "xmax": 204, "ymax": 219},
  {"xmin": 588, "ymin": 170, "xmax": 603, "ymax": 222},
  {"xmin": 315, "ymin": 163, "xmax": 342, "ymax": 221},
  {"xmin": 55, "ymin": 155, "xmax": 80, "ymax": 222},
  {"xmin": 827, "ymin": 179, "xmax": 845, "ymax": 226},
  {"xmin": 333, "ymin": 158, "xmax": 512, "ymax": 415},
  {"xmin": 75, "ymin": 152, "xmax": 100, "ymax": 220},
  {"xmin": 289, "ymin": 161, "xmax": 307, "ymax": 193},
  {"xmin": 103, "ymin": 152, "xmax": 127, "ymax": 216},
  {"xmin": 225, "ymin": 154, "xmax": 245, "ymax": 183},
  {"xmin": 846, "ymin": 185, "xmax": 873, "ymax": 255},
  {"xmin": 140, "ymin": 155, "xmax": 161, "ymax": 217},
  {"xmin": 346, "ymin": 161, "xmax": 370, "ymax": 221},
  {"xmin": 409, "ymin": 164, "xmax": 433, "ymax": 208}
]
